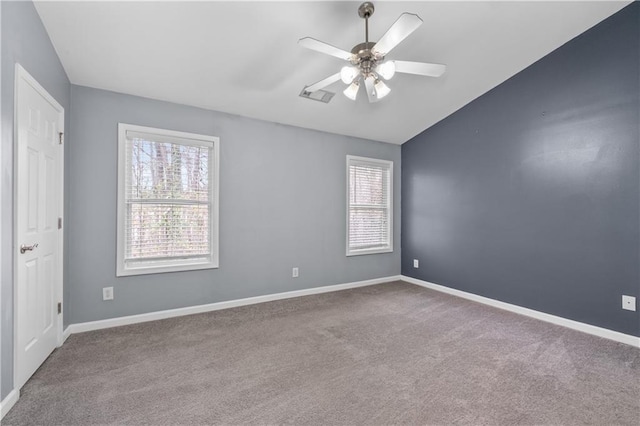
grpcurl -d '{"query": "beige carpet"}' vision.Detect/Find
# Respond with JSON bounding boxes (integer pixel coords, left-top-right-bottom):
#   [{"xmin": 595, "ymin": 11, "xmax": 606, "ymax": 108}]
[{"xmin": 4, "ymin": 281, "xmax": 639, "ymax": 425}]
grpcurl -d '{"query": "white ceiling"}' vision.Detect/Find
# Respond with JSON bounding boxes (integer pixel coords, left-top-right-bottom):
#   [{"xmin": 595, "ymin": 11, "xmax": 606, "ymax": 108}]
[{"xmin": 34, "ymin": 1, "xmax": 630, "ymax": 145}]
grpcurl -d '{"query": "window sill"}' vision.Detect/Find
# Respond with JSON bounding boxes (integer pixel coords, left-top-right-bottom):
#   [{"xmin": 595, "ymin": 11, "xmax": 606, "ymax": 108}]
[
  {"xmin": 346, "ymin": 247, "xmax": 393, "ymax": 257},
  {"xmin": 116, "ymin": 260, "xmax": 218, "ymax": 277}
]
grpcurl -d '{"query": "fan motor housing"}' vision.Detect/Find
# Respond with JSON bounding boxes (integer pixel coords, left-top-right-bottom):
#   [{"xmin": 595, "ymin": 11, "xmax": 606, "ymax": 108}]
[
  {"xmin": 351, "ymin": 42, "xmax": 375, "ymax": 56},
  {"xmin": 350, "ymin": 42, "xmax": 381, "ymax": 75}
]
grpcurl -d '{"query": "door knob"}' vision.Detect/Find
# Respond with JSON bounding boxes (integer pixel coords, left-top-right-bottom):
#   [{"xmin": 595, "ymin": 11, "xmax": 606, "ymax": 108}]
[{"xmin": 20, "ymin": 243, "xmax": 38, "ymax": 254}]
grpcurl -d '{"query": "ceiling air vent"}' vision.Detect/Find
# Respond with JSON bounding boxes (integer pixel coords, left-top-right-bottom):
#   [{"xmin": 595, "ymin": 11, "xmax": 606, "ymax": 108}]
[{"xmin": 299, "ymin": 87, "xmax": 334, "ymax": 103}]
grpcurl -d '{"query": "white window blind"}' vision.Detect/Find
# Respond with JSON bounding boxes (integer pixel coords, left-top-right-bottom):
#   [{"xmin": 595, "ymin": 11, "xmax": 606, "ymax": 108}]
[
  {"xmin": 117, "ymin": 124, "xmax": 219, "ymax": 276},
  {"xmin": 346, "ymin": 156, "xmax": 393, "ymax": 256}
]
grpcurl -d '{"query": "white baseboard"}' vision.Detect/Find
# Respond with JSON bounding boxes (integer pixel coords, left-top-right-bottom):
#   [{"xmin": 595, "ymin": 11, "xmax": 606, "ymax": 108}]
[
  {"xmin": 62, "ymin": 326, "xmax": 72, "ymax": 343},
  {"xmin": 1, "ymin": 389, "xmax": 19, "ymax": 420},
  {"xmin": 401, "ymin": 275, "xmax": 640, "ymax": 348},
  {"xmin": 69, "ymin": 275, "xmax": 401, "ymax": 334}
]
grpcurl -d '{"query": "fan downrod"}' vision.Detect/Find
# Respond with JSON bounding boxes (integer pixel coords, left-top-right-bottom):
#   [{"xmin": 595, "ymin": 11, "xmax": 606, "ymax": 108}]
[{"xmin": 353, "ymin": 2, "xmax": 379, "ymax": 75}]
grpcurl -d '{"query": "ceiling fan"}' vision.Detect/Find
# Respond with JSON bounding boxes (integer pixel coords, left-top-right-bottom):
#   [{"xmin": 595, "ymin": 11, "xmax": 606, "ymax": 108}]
[{"xmin": 299, "ymin": 2, "xmax": 446, "ymax": 103}]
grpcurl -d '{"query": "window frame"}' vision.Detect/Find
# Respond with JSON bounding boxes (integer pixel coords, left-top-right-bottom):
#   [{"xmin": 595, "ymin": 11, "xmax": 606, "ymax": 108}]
[
  {"xmin": 346, "ymin": 155, "xmax": 393, "ymax": 257},
  {"xmin": 116, "ymin": 123, "xmax": 220, "ymax": 276}
]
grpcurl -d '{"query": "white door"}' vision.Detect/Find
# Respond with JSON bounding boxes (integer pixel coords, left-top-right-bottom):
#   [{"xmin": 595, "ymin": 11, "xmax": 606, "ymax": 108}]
[{"xmin": 14, "ymin": 65, "xmax": 64, "ymax": 389}]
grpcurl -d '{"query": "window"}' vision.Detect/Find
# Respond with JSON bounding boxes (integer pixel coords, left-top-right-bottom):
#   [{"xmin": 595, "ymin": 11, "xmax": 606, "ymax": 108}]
[
  {"xmin": 117, "ymin": 123, "xmax": 219, "ymax": 276},
  {"xmin": 346, "ymin": 155, "xmax": 393, "ymax": 256}
]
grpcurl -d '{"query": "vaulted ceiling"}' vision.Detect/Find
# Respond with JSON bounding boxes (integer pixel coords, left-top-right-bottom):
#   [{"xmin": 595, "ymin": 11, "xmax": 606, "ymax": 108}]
[{"xmin": 34, "ymin": 1, "xmax": 630, "ymax": 144}]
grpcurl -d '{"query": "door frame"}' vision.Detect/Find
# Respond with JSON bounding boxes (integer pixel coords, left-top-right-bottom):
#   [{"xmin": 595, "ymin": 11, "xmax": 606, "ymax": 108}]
[{"xmin": 13, "ymin": 63, "xmax": 65, "ymax": 390}]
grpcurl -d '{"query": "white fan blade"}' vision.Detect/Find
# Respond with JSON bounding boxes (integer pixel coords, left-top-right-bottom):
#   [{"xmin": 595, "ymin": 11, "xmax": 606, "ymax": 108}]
[
  {"xmin": 298, "ymin": 37, "xmax": 353, "ymax": 61},
  {"xmin": 394, "ymin": 61, "xmax": 446, "ymax": 77},
  {"xmin": 364, "ymin": 76, "xmax": 378, "ymax": 103},
  {"xmin": 305, "ymin": 72, "xmax": 342, "ymax": 92},
  {"xmin": 373, "ymin": 13, "xmax": 423, "ymax": 56}
]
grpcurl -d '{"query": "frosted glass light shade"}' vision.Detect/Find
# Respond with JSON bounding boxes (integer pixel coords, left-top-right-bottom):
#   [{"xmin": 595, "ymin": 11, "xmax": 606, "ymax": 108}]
[
  {"xmin": 341, "ymin": 66, "xmax": 360, "ymax": 84},
  {"xmin": 374, "ymin": 79, "xmax": 391, "ymax": 99},
  {"xmin": 376, "ymin": 61, "xmax": 396, "ymax": 80},
  {"xmin": 343, "ymin": 80, "xmax": 360, "ymax": 100}
]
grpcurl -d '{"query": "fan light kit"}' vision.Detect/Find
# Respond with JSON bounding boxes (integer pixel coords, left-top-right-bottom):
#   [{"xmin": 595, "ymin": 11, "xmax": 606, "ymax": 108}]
[{"xmin": 299, "ymin": 2, "xmax": 447, "ymax": 103}]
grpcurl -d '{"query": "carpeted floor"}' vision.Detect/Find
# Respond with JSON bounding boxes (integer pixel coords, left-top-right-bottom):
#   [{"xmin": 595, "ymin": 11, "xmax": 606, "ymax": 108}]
[{"xmin": 4, "ymin": 281, "xmax": 639, "ymax": 425}]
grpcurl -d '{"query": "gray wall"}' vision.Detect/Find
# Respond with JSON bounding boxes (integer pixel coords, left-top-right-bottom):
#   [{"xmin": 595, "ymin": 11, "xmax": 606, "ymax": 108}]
[
  {"xmin": 1, "ymin": 0, "xmax": 71, "ymax": 400},
  {"xmin": 402, "ymin": 3, "xmax": 639, "ymax": 337},
  {"xmin": 67, "ymin": 85, "xmax": 400, "ymax": 324},
  {"xmin": 0, "ymin": 0, "xmax": 399, "ymax": 400}
]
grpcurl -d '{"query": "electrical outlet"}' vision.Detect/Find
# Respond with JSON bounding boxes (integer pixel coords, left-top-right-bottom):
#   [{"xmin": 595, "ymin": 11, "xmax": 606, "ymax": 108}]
[
  {"xmin": 413, "ymin": 259, "xmax": 419, "ymax": 268},
  {"xmin": 622, "ymin": 295, "xmax": 636, "ymax": 311},
  {"xmin": 103, "ymin": 287, "xmax": 114, "ymax": 301},
  {"xmin": 292, "ymin": 267, "xmax": 299, "ymax": 278}
]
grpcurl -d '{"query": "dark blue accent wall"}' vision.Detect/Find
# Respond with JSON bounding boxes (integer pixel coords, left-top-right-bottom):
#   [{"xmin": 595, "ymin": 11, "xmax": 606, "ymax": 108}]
[{"xmin": 401, "ymin": 3, "xmax": 639, "ymax": 337}]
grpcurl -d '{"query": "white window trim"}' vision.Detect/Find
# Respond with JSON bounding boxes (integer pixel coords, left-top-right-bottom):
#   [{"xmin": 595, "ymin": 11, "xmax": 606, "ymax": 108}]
[
  {"xmin": 116, "ymin": 123, "xmax": 220, "ymax": 276},
  {"xmin": 346, "ymin": 155, "xmax": 393, "ymax": 256}
]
